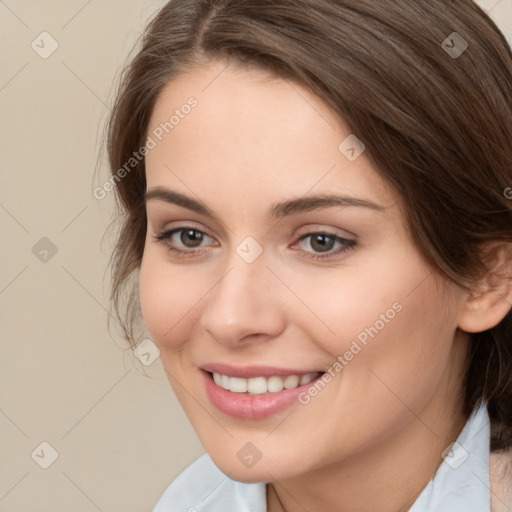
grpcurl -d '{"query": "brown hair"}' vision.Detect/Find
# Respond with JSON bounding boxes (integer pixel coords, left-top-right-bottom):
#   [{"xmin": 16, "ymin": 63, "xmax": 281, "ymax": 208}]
[{"xmin": 104, "ymin": 0, "xmax": 512, "ymax": 451}]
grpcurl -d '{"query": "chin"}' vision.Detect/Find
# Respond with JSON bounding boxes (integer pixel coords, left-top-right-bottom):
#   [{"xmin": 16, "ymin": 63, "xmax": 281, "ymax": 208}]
[{"xmin": 209, "ymin": 450, "xmax": 299, "ymax": 483}]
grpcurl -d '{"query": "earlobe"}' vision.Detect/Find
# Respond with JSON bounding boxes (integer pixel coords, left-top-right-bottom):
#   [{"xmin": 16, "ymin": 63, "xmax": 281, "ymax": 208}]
[{"xmin": 457, "ymin": 243, "xmax": 512, "ymax": 334}]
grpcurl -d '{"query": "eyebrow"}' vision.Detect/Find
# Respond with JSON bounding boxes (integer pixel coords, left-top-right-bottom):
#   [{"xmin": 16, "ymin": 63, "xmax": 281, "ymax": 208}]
[{"xmin": 144, "ymin": 186, "xmax": 386, "ymax": 220}]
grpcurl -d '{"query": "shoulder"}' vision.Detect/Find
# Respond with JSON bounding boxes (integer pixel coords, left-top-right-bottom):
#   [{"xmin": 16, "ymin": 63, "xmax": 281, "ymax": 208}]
[
  {"xmin": 490, "ymin": 449, "xmax": 512, "ymax": 512},
  {"xmin": 151, "ymin": 453, "xmax": 267, "ymax": 512}
]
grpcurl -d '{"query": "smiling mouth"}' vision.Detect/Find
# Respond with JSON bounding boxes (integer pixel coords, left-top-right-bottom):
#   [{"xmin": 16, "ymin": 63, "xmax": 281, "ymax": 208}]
[
  {"xmin": 201, "ymin": 369, "xmax": 327, "ymax": 420},
  {"xmin": 207, "ymin": 371, "xmax": 323, "ymax": 394}
]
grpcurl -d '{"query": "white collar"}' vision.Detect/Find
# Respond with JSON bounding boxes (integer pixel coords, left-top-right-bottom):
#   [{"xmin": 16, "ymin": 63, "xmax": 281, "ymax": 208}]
[{"xmin": 409, "ymin": 401, "xmax": 491, "ymax": 512}]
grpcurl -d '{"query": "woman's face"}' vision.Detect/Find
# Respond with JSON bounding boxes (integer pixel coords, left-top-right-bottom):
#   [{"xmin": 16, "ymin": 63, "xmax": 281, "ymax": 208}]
[{"xmin": 139, "ymin": 60, "xmax": 469, "ymax": 482}]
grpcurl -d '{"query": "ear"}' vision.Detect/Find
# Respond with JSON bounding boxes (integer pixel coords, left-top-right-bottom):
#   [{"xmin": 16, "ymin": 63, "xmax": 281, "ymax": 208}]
[{"xmin": 458, "ymin": 242, "xmax": 512, "ymax": 333}]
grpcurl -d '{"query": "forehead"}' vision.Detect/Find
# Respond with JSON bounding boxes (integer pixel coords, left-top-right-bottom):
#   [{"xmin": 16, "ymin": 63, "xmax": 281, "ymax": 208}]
[
  {"xmin": 145, "ymin": 60, "xmax": 394, "ymax": 214},
  {"xmin": 147, "ymin": 60, "xmax": 341, "ymax": 147}
]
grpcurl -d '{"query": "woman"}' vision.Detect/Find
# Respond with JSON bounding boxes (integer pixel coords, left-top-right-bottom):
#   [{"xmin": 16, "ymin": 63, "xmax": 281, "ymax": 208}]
[{"xmin": 105, "ymin": 0, "xmax": 512, "ymax": 510}]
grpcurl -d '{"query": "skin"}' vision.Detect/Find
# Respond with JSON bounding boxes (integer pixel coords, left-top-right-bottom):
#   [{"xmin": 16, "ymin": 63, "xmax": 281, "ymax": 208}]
[{"xmin": 138, "ymin": 59, "xmax": 510, "ymax": 512}]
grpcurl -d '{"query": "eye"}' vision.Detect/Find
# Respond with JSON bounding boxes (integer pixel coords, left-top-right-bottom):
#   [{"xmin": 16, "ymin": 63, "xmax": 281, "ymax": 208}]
[
  {"xmin": 152, "ymin": 227, "xmax": 215, "ymax": 257},
  {"xmin": 152, "ymin": 227, "xmax": 356, "ymax": 261},
  {"xmin": 294, "ymin": 232, "xmax": 356, "ymax": 260}
]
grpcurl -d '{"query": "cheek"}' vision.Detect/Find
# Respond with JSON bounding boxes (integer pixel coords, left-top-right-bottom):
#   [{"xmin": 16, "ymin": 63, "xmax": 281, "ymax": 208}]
[
  {"xmin": 296, "ymin": 252, "xmax": 457, "ymax": 394},
  {"xmin": 139, "ymin": 251, "xmax": 202, "ymax": 351},
  {"xmin": 271, "ymin": 256, "xmax": 409, "ymax": 360},
  {"xmin": 332, "ymin": 272, "xmax": 460, "ymax": 414}
]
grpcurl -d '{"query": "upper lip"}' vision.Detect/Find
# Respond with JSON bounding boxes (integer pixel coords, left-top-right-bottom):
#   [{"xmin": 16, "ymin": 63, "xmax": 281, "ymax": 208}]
[{"xmin": 200, "ymin": 363, "xmax": 324, "ymax": 379}]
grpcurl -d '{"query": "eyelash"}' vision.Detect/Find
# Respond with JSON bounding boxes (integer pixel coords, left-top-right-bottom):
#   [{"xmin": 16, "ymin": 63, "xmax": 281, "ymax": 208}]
[{"xmin": 152, "ymin": 227, "xmax": 356, "ymax": 261}]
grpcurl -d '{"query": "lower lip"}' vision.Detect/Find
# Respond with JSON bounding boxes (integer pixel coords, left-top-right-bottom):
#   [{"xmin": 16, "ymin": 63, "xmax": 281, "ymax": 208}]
[{"xmin": 201, "ymin": 370, "xmax": 324, "ymax": 420}]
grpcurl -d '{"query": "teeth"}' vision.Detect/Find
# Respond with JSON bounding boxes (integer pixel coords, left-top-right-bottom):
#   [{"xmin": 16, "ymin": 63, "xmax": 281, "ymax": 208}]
[
  {"xmin": 300, "ymin": 373, "xmax": 317, "ymax": 386},
  {"xmin": 267, "ymin": 376, "xmax": 284, "ymax": 393},
  {"xmin": 283, "ymin": 375, "xmax": 299, "ymax": 389},
  {"xmin": 229, "ymin": 377, "xmax": 248, "ymax": 393},
  {"xmin": 212, "ymin": 372, "xmax": 321, "ymax": 394},
  {"xmin": 221, "ymin": 374, "xmax": 230, "ymax": 389},
  {"xmin": 247, "ymin": 377, "xmax": 267, "ymax": 394}
]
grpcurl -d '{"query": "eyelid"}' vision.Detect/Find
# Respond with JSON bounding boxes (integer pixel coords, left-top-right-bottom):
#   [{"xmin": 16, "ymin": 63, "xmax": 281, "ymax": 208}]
[
  {"xmin": 159, "ymin": 227, "xmax": 218, "ymax": 247},
  {"xmin": 293, "ymin": 223, "xmax": 357, "ymax": 240},
  {"xmin": 293, "ymin": 232, "xmax": 353, "ymax": 247},
  {"xmin": 155, "ymin": 222, "xmax": 355, "ymax": 247},
  {"xmin": 156, "ymin": 220, "xmax": 217, "ymax": 240}
]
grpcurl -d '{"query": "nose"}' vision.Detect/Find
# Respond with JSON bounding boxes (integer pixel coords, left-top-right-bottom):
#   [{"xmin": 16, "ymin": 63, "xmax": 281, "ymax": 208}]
[{"xmin": 199, "ymin": 251, "xmax": 286, "ymax": 347}]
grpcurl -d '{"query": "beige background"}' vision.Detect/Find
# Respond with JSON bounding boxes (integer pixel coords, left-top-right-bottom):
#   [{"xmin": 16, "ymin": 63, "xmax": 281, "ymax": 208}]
[{"xmin": 1, "ymin": 1, "xmax": 511, "ymax": 511}]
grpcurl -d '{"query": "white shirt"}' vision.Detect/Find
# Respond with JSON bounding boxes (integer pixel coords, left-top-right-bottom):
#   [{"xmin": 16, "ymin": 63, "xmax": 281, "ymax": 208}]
[{"xmin": 152, "ymin": 401, "xmax": 491, "ymax": 511}]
